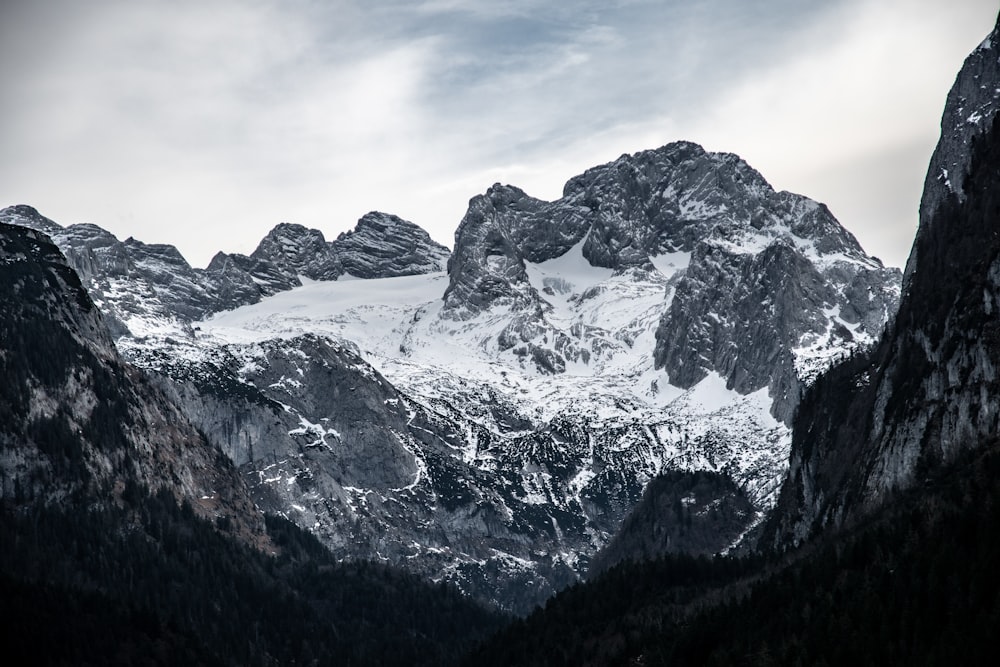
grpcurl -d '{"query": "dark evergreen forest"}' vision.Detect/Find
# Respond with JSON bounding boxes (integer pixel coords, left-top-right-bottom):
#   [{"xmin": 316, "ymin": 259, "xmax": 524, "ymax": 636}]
[{"xmin": 0, "ymin": 491, "xmax": 505, "ymax": 666}]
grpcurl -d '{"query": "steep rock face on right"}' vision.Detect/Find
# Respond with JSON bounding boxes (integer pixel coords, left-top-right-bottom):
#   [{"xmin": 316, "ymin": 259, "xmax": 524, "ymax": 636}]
[{"xmin": 766, "ymin": 16, "xmax": 1000, "ymax": 548}]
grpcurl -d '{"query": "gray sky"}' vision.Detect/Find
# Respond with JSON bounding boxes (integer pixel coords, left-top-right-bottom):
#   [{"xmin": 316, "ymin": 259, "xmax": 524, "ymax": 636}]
[{"xmin": 1, "ymin": 0, "xmax": 996, "ymax": 269}]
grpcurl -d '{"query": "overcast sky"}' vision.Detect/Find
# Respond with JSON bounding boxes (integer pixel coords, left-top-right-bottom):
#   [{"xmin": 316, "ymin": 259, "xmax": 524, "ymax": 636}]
[{"xmin": 1, "ymin": 0, "xmax": 996, "ymax": 269}]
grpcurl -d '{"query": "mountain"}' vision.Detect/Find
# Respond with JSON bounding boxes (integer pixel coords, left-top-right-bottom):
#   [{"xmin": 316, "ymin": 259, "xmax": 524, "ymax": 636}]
[
  {"xmin": 464, "ymin": 14, "xmax": 1000, "ymax": 666},
  {"xmin": 442, "ymin": 143, "xmax": 899, "ymax": 423},
  {"xmin": 765, "ymin": 20, "xmax": 1000, "ymax": 548},
  {"xmin": 0, "ymin": 142, "xmax": 898, "ymax": 613},
  {"xmin": 0, "ymin": 221, "xmax": 504, "ymax": 665}
]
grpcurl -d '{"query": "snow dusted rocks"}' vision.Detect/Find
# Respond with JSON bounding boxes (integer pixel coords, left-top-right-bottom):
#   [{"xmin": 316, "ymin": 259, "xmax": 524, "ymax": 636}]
[
  {"xmin": 655, "ymin": 228, "xmax": 898, "ymax": 423},
  {"xmin": 0, "ymin": 206, "xmax": 451, "ymax": 337},
  {"xmin": 443, "ymin": 184, "xmax": 589, "ymax": 316},
  {"xmin": 185, "ymin": 257, "xmax": 837, "ymax": 612},
  {"xmin": 210, "ymin": 213, "xmax": 450, "ymax": 299},
  {"xmin": 2, "ymin": 208, "xmax": 219, "ymax": 337}
]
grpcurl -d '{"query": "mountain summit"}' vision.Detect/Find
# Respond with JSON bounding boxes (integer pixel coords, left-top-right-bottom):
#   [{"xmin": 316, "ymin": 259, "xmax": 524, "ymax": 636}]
[{"xmin": 443, "ymin": 142, "xmax": 899, "ymax": 422}]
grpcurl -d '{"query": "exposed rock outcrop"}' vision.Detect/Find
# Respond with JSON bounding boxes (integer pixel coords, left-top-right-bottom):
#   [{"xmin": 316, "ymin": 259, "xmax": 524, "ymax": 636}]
[{"xmin": 337, "ymin": 211, "xmax": 450, "ymax": 278}]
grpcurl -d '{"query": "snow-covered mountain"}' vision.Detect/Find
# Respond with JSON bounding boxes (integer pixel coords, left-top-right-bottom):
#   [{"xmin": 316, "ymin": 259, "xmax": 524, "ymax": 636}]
[
  {"xmin": 442, "ymin": 143, "xmax": 899, "ymax": 423},
  {"xmin": 0, "ymin": 142, "xmax": 900, "ymax": 613},
  {"xmin": 0, "ymin": 205, "xmax": 450, "ymax": 333}
]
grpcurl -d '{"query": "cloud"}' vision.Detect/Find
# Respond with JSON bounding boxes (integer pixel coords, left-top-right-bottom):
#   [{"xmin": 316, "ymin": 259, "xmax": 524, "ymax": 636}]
[
  {"xmin": 672, "ymin": 0, "xmax": 998, "ymax": 267},
  {"xmin": 0, "ymin": 0, "xmax": 996, "ymax": 268}
]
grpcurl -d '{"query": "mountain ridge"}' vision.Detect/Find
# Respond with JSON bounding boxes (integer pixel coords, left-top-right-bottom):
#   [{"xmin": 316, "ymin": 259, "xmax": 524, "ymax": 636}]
[{"xmin": 0, "ymin": 139, "xmax": 899, "ymax": 613}]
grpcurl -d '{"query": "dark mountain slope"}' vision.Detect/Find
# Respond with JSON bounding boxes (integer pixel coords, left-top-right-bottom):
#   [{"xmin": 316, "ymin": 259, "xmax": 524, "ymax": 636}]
[
  {"xmin": 0, "ymin": 222, "xmax": 261, "ymax": 538},
  {"xmin": 766, "ymin": 19, "xmax": 1000, "ymax": 546},
  {"xmin": 587, "ymin": 470, "xmax": 755, "ymax": 576},
  {"xmin": 0, "ymin": 496, "xmax": 506, "ymax": 666},
  {"xmin": 0, "ymin": 223, "xmax": 504, "ymax": 665}
]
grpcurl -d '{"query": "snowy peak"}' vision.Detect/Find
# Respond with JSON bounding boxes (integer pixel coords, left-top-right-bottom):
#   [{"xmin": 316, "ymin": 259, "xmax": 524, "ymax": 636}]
[
  {"xmin": 562, "ymin": 141, "xmax": 869, "ymax": 265},
  {"xmin": 564, "ymin": 141, "xmax": 774, "ymax": 266},
  {"xmin": 250, "ymin": 222, "xmax": 342, "ymax": 285},
  {"xmin": 439, "ymin": 142, "xmax": 900, "ymax": 421},
  {"xmin": 445, "ymin": 141, "xmax": 890, "ymax": 318},
  {"xmin": 209, "ymin": 221, "xmax": 341, "ymax": 298},
  {"xmin": 0, "ymin": 204, "xmax": 62, "ymax": 235},
  {"xmin": 655, "ymin": 226, "xmax": 899, "ymax": 423},
  {"xmin": 210, "ymin": 213, "xmax": 450, "ymax": 295},
  {"xmin": 0, "ymin": 205, "xmax": 451, "ymax": 338}
]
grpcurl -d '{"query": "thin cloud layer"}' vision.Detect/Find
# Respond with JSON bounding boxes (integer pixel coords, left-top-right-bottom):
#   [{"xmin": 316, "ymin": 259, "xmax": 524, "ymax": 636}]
[{"xmin": 0, "ymin": 0, "xmax": 995, "ymax": 267}]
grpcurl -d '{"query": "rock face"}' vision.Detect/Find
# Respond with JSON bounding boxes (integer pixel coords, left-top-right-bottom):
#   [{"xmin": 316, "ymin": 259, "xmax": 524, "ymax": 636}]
[
  {"xmin": 766, "ymin": 17, "xmax": 1000, "ymax": 549},
  {"xmin": 443, "ymin": 184, "xmax": 589, "ymax": 316},
  {"xmin": 337, "ymin": 212, "xmax": 450, "ymax": 278},
  {"xmin": 0, "ymin": 222, "xmax": 264, "ymax": 544},
  {"xmin": 212, "ymin": 213, "xmax": 450, "ymax": 297}
]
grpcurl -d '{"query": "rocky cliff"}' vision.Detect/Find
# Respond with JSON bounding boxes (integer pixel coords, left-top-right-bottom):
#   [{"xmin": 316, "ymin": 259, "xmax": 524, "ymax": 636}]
[
  {"xmin": 766, "ymin": 17, "xmax": 1000, "ymax": 548},
  {"xmin": 337, "ymin": 211, "xmax": 450, "ymax": 278}
]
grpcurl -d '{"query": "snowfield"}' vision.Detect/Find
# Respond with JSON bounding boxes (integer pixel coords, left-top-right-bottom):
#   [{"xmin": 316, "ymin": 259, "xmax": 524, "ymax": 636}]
[{"xmin": 198, "ymin": 247, "xmax": 791, "ymax": 510}]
